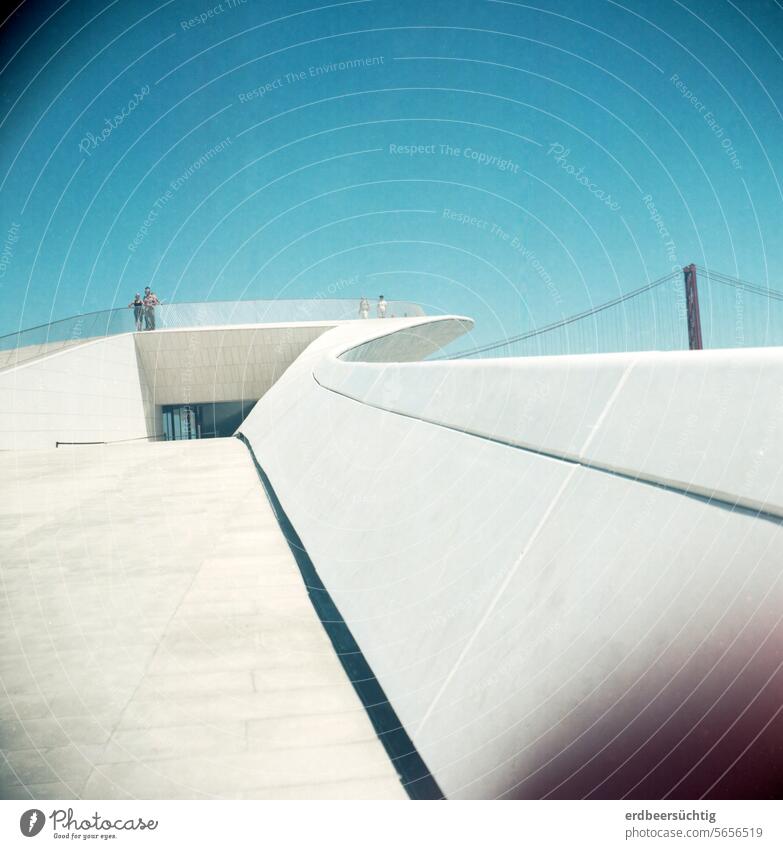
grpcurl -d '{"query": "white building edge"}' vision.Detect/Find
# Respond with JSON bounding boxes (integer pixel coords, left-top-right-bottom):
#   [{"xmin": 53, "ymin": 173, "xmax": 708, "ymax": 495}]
[{"xmin": 1, "ymin": 310, "xmax": 782, "ymax": 799}]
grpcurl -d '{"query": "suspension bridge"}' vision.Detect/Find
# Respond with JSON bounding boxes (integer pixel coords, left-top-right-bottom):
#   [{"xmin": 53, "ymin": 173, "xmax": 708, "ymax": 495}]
[{"xmin": 441, "ymin": 266, "xmax": 783, "ymax": 360}]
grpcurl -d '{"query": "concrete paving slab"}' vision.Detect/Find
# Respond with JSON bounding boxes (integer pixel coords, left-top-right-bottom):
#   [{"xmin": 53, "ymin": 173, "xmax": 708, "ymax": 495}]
[
  {"xmin": 82, "ymin": 741, "xmax": 399, "ymax": 799},
  {"xmin": 0, "ymin": 439, "xmax": 406, "ymax": 800}
]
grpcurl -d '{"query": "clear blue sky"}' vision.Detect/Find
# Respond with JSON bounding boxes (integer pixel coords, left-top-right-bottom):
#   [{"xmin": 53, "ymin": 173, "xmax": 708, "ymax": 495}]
[{"xmin": 0, "ymin": 0, "xmax": 781, "ymax": 346}]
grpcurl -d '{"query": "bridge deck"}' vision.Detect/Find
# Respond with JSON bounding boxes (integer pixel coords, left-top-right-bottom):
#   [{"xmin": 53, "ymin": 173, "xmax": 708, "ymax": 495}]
[{"xmin": 0, "ymin": 439, "xmax": 405, "ymax": 799}]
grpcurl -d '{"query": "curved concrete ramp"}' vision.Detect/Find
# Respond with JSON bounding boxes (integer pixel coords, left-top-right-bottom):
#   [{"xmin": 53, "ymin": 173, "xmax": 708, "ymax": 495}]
[
  {"xmin": 0, "ymin": 439, "xmax": 405, "ymax": 799},
  {"xmin": 240, "ymin": 320, "xmax": 783, "ymax": 799}
]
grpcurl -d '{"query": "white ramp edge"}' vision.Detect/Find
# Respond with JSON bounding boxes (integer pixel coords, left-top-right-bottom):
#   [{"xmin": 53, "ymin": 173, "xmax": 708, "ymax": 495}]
[{"xmin": 240, "ymin": 318, "xmax": 783, "ymax": 799}]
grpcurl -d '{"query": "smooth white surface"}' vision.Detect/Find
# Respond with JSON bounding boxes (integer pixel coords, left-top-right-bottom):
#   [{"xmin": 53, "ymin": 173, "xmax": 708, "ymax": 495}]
[
  {"xmin": 0, "ymin": 334, "xmax": 154, "ymax": 450},
  {"xmin": 584, "ymin": 347, "xmax": 783, "ymax": 515},
  {"xmin": 241, "ymin": 319, "xmax": 783, "ymax": 798},
  {"xmin": 0, "ymin": 337, "xmax": 97, "ymax": 371},
  {"xmin": 315, "ymin": 352, "xmax": 627, "ymax": 461},
  {"xmin": 0, "ymin": 439, "xmax": 404, "ymax": 800},
  {"xmin": 317, "ymin": 346, "xmax": 783, "ymax": 517}
]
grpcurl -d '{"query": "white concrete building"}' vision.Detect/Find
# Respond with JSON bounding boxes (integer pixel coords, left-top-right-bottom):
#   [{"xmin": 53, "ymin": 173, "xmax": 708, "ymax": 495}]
[{"xmin": 1, "ymin": 300, "xmax": 782, "ymax": 800}]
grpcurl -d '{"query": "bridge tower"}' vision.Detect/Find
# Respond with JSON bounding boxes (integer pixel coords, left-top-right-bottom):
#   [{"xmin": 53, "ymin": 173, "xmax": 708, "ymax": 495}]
[{"xmin": 683, "ymin": 263, "xmax": 703, "ymax": 350}]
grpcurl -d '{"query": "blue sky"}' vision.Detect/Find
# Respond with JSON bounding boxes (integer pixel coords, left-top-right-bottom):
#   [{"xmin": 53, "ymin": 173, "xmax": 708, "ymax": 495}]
[{"xmin": 0, "ymin": 0, "xmax": 781, "ymax": 346}]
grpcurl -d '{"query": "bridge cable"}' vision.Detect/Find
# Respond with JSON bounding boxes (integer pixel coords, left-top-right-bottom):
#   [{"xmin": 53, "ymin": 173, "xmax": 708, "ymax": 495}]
[{"xmin": 438, "ymin": 270, "xmax": 680, "ymax": 360}]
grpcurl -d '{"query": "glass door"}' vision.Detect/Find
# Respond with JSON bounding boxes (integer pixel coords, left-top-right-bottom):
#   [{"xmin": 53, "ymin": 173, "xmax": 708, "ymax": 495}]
[{"xmin": 162, "ymin": 405, "xmax": 202, "ymax": 440}]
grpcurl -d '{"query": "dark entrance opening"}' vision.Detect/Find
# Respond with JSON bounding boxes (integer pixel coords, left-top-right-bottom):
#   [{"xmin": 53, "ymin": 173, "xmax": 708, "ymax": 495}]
[{"xmin": 162, "ymin": 400, "xmax": 257, "ymax": 441}]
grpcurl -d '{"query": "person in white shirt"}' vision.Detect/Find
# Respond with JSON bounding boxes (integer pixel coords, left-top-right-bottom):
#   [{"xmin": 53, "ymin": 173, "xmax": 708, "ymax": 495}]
[
  {"xmin": 376, "ymin": 295, "xmax": 387, "ymax": 318},
  {"xmin": 359, "ymin": 297, "xmax": 370, "ymax": 319}
]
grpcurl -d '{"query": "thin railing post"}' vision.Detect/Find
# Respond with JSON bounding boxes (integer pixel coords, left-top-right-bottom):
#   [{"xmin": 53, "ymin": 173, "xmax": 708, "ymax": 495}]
[{"xmin": 683, "ymin": 263, "xmax": 703, "ymax": 350}]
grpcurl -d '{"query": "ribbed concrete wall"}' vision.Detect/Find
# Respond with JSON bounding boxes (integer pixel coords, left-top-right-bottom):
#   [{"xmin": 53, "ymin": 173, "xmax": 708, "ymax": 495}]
[
  {"xmin": 134, "ymin": 323, "xmax": 334, "ymax": 406},
  {"xmin": 241, "ymin": 319, "xmax": 783, "ymax": 799}
]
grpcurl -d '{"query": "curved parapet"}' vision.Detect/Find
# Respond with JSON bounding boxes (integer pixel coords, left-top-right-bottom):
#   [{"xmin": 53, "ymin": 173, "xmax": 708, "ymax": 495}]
[
  {"xmin": 316, "ymin": 345, "xmax": 783, "ymax": 518},
  {"xmin": 240, "ymin": 318, "xmax": 783, "ymax": 799}
]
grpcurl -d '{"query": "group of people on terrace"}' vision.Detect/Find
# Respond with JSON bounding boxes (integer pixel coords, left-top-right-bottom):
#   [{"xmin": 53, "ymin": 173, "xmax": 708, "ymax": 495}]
[
  {"xmin": 129, "ymin": 291, "xmax": 393, "ymax": 329},
  {"xmin": 359, "ymin": 295, "xmax": 388, "ymax": 319},
  {"xmin": 128, "ymin": 287, "xmax": 160, "ymax": 331}
]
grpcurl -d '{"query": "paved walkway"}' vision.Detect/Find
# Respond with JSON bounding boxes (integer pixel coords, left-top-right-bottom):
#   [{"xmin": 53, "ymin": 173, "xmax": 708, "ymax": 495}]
[{"xmin": 0, "ymin": 439, "xmax": 405, "ymax": 799}]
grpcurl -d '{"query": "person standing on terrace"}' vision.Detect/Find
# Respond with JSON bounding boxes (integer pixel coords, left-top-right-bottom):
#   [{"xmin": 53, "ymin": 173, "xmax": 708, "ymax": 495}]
[
  {"xmin": 128, "ymin": 293, "xmax": 144, "ymax": 331},
  {"xmin": 143, "ymin": 287, "xmax": 160, "ymax": 330},
  {"xmin": 376, "ymin": 295, "xmax": 387, "ymax": 318},
  {"xmin": 359, "ymin": 296, "xmax": 370, "ymax": 319}
]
